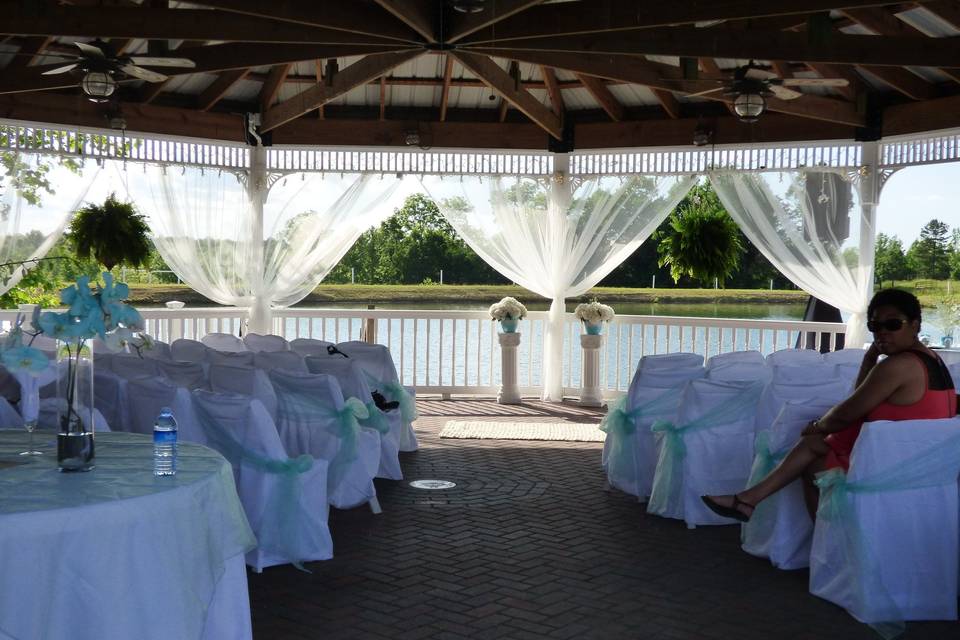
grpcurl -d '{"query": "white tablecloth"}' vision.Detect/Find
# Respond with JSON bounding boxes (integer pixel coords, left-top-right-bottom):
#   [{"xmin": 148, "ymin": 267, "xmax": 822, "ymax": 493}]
[{"xmin": 0, "ymin": 431, "xmax": 256, "ymax": 640}]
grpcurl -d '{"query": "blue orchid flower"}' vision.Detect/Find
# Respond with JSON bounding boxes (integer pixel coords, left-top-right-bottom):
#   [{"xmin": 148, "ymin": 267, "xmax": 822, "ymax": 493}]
[
  {"xmin": 60, "ymin": 275, "xmax": 96, "ymax": 318},
  {"xmin": 37, "ymin": 311, "xmax": 72, "ymax": 339},
  {"xmin": 2, "ymin": 346, "xmax": 50, "ymax": 375},
  {"xmin": 109, "ymin": 302, "xmax": 144, "ymax": 330},
  {"xmin": 99, "ymin": 272, "xmax": 130, "ymax": 307},
  {"xmin": 84, "ymin": 305, "xmax": 107, "ymax": 340}
]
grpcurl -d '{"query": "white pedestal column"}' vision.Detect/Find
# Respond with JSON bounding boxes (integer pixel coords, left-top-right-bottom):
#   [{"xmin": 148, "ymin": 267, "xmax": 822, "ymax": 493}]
[
  {"xmin": 497, "ymin": 332, "xmax": 522, "ymax": 405},
  {"xmin": 579, "ymin": 333, "xmax": 604, "ymax": 407}
]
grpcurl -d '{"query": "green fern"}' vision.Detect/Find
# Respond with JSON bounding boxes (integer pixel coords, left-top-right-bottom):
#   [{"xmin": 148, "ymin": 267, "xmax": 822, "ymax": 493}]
[{"xmin": 68, "ymin": 193, "xmax": 151, "ymax": 272}]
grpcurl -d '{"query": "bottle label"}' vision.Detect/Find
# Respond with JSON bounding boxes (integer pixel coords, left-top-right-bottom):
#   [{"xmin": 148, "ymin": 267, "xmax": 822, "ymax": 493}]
[{"xmin": 154, "ymin": 430, "xmax": 178, "ymax": 445}]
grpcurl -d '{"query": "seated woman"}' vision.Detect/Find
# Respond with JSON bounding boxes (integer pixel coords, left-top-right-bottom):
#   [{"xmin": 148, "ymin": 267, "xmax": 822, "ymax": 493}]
[{"xmin": 702, "ymin": 289, "xmax": 957, "ymax": 522}]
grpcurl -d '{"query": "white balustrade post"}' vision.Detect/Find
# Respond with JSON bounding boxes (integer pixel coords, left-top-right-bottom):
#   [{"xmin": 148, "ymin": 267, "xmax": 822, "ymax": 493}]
[
  {"xmin": 579, "ymin": 334, "xmax": 604, "ymax": 407},
  {"xmin": 165, "ymin": 301, "xmax": 185, "ymax": 342},
  {"xmin": 497, "ymin": 332, "xmax": 522, "ymax": 404}
]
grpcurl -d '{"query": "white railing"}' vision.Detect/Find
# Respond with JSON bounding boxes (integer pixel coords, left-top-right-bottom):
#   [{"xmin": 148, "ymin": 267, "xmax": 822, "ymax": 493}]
[{"xmin": 0, "ymin": 307, "xmax": 846, "ymax": 397}]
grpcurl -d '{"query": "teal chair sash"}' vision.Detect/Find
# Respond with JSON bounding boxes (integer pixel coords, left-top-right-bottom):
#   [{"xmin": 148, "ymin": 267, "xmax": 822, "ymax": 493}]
[{"xmin": 599, "ymin": 388, "xmax": 683, "ymax": 484}]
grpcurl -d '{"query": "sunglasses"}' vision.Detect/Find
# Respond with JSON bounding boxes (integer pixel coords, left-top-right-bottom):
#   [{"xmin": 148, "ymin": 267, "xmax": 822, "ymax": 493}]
[{"xmin": 867, "ymin": 318, "xmax": 907, "ymax": 332}]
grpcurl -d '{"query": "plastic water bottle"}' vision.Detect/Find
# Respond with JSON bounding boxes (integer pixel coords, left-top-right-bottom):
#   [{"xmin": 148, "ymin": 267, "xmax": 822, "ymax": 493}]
[{"xmin": 153, "ymin": 407, "xmax": 178, "ymax": 476}]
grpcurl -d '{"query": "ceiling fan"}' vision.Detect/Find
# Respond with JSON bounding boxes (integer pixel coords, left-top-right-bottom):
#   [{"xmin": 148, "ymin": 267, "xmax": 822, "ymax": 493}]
[
  {"xmin": 40, "ymin": 40, "xmax": 195, "ymax": 102},
  {"xmin": 685, "ymin": 61, "xmax": 849, "ymax": 122}
]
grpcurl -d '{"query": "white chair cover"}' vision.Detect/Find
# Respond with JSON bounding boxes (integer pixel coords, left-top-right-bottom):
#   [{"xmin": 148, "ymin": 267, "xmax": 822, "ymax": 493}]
[
  {"xmin": 157, "ymin": 360, "xmax": 209, "ymax": 391},
  {"xmin": 191, "ymin": 390, "xmax": 332, "ymax": 571},
  {"xmin": 741, "ymin": 399, "xmax": 837, "ymax": 570},
  {"xmin": 142, "ymin": 340, "xmax": 174, "ymax": 361},
  {"xmin": 630, "ymin": 367, "xmax": 706, "ymax": 389},
  {"xmin": 201, "ymin": 332, "xmax": 248, "ymax": 353},
  {"xmin": 110, "ymin": 354, "xmax": 161, "ymax": 380},
  {"xmin": 646, "ymin": 378, "xmax": 764, "ymax": 527},
  {"xmin": 335, "ymin": 341, "xmax": 418, "ymax": 452},
  {"xmin": 208, "ymin": 364, "xmax": 278, "ymax": 422},
  {"xmin": 833, "ymin": 363, "xmax": 862, "ymax": 391},
  {"xmin": 706, "ymin": 350, "xmax": 765, "ymax": 369},
  {"xmin": 754, "ymin": 377, "xmax": 848, "ymax": 433},
  {"xmin": 639, "ymin": 352, "xmax": 704, "ymax": 371},
  {"xmin": 254, "ymin": 350, "xmax": 307, "ymax": 373},
  {"xmin": 207, "ymin": 350, "xmax": 256, "ymax": 368},
  {"xmin": 123, "ymin": 376, "xmax": 203, "ymax": 442},
  {"xmin": 93, "ymin": 369, "xmax": 129, "ymax": 432},
  {"xmin": 823, "ymin": 347, "xmax": 867, "ymax": 365},
  {"xmin": 0, "ymin": 395, "xmax": 24, "ymax": 427},
  {"xmin": 37, "ymin": 398, "xmax": 110, "ymax": 432},
  {"xmin": 771, "ymin": 362, "xmax": 838, "ymax": 384},
  {"xmin": 243, "ymin": 333, "xmax": 289, "ymax": 352},
  {"xmin": 170, "ymin": 339, "xmax": 209, "ymax": 363},
  {"xmin": 706, "ymin": 362, "xmax": 772, "ymax": 384},
  {"xmin": 289, "ymin": 338, "xmax": 333, "ymax": 358},
  {"xmin": 947, "ymin": 362, "xmax": 960, "ymax": 387},
  {"xmin": 305, "ymin": 356, "xmax": 402, "ymax": 481},
  {"xmin": 268, "ymin": 369, "xmax": 381, "ymax": 510},
  {"xmin": 765, "ymin": 348, "xmax": 823, "ymax": 367},
  {"xmin": 810, "ymin": 418, "xmax": 960, "ymax": 626}
]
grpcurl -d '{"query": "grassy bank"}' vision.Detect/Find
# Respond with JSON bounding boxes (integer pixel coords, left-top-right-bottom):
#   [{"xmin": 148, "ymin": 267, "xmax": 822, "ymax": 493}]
[{"xmin": 126, "ymin": 283, "xmax": 811, "ymax": 307}]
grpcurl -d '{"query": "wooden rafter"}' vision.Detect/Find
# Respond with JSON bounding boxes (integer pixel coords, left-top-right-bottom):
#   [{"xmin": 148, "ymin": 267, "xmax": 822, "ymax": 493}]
[
  {"xmin": 5, "ymin": 37, "xmax": 52, "ymax": 71},
  {"xmin": 575, "ymin": 73, "xmax": 624, "ymax": 121},
  {"xmin": 189, "ymin": 0, "xmax": 420, "ymax": 42},
  {"xmin": 540, "ymin": 65, "xmax": 564, "ymax": 117},
  {"xmin": 139, "ymin": 40, "xmax": 205, "ymax": 103},
  {"xmin": 459, "ymin": 0, "xmax": 923, "ymax": 43},
  {"xmin": 197, "ymin": 68, "xmax": 249, "ymax": 111},
  {"xmin": 439, "ymin": 55, "xmax": 454, "ymax": 122},
  {"xmin": 258, "ymin": 63, "xmax": 292, "ymax": 111},
  {"xmin": 450, "ymin": 51, "xmax": 562, "ymax": 139},
  {"xmin": 314, "ymin": 59, "xmax": 324, "ymax": 119},
  {"xmin": 857, "ymin": 65, "xmax": 936, "ymax": 100},
  {"xmin": 446, "ymin": 0, "xmax": 546, "ymax": 43},
  {"xmin": 923, "ymin": 1, "xmax": 960, "ymax": 30},
  {"xmin": 462, "ymin": 27, "xmax": 960, "ymax": 68},
  {"xmin": 374, "ymin": 0, "xmax": 437, "ymax": 43},
  {"xmin": 380, "ymin": 76, "xmax": 387, "ymax": 121},
  {"xmin": 262, "ymin": 50, "xmax": 423, "ymax": 132}
]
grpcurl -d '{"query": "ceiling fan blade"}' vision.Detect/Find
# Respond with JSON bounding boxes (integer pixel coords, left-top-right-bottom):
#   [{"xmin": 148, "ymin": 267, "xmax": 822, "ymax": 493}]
[
  {"xmin": 75, "ymin": 41, "xmax": 107, "ymax": 58},
  {"xmin": 782, "ymin": 78, "xmax": 849, "ymax": 87},
  {"xmin": 127, "ymin": 56, "xmax": 195, "ymax": 68},
  {"xmin": 119, "ymin": 64, "xmax": 168, "ymax": 82},
  {"xmin": 769, "ymin": 85, "xmax": 803, "ymax": 100},
  {"xmin": 744, "ymin": 67, "xmax": 777, "ymax": 80},
  {"xmin": 684, "ymin": 87, "xmax": 724, "ymax": 98},
  {"xmin": 41, "ymin": 63, "xmax": 80, "ymax": 75}
]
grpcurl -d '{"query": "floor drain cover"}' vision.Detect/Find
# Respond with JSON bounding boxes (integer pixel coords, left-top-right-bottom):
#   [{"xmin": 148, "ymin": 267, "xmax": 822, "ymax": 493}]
[{"xmin": 409, "ymin": 479, "xmax": 457, "ymax": 490}]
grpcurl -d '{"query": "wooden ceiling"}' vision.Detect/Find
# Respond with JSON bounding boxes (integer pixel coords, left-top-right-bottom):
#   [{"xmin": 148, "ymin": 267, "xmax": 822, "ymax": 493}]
[{"xmin": 1, "ymin": 0, "xmax": 959, "ymax": 150}]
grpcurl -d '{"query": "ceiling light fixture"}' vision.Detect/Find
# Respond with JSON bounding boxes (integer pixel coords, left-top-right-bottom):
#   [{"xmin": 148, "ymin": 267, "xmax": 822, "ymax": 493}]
[
  {"xmin": 733, "ymin": 92, "xmax": 766, "ymax": 123},
  {"xmin": 692, "ymin": 119, "xmax": 713, "ymax": 147},
  {"xmin": 450, "ymin": 0, "xmax": 486, "ymax": 13},
  {"xmin": 80, "ymin": 71, "xmax": 117, "ymax": 102}
]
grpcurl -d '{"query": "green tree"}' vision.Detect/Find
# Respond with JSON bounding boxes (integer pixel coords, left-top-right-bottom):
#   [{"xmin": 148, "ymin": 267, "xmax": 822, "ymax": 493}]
[
  {"xmin": 874, "ymin": 232, "xmax": 911, "ymax": 282},
  {"xmin": 906, "ymin": 219, "xmax": 951, "ymax": 279}
]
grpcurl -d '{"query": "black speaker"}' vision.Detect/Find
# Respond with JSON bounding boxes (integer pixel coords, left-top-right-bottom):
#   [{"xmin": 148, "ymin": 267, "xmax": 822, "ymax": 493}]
[{"xmin": 548, "ymin": 122, "xmax": 574, "ymax": 153}]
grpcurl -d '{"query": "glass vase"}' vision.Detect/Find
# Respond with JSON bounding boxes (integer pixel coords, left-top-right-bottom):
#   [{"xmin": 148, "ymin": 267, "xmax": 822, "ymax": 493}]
[
  {"xmin": 500, "ymin": 317, "xmax": 519, "ymax": 333},
  {"xmin": 584, "ymin": 321, "xmax": 604, "ymax": 336},
  {"xmin": 56, "ymin": 338, "xmax": 95, "ymax": 472}
]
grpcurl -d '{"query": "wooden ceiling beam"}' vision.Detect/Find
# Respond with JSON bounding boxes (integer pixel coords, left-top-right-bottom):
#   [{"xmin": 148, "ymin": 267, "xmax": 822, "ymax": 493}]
[
  {"xmin": 460, "ymin": 0, "xmax": 924, "ymax": 43},
  {"xmin": 4, "ymin": 37, "xmax": 53, "ymax": 71},
  {"xmin": 139, "ymin": 40, "xmax": 205, "ymax": 103},
  {"xmin": 188, "ymin": 0, "xmax": 419, "ymax": 42},
  {"xmin": 462, "ymin": 27, "xmax": 960, "ymax": 68},
  {"xmin": 439, "ymin": 55, "xmax": 454, "ymax": 122},
  {"xmin": 858, "ymin": 65, "xmax": 937, "ymax": 99},
  {"xmin": 446, "ymin": 0, "xmax": 546, "ymax": 43},
  {"xmin": 449, "ymin": 50, "xmax": 562, "ymax": 139},
  {"xmin": 0, "ymin": 4, "xmax": 407, "ymax": 45},
  {"xmin": 314, "ymin": 59, "xmax": 325, "ymax": 119},
  {"xmin": 575, "ymin": 73, "xmax": 624, "ymax": 121},
  {"xmin": 380, "ymin": 76, "xmax": 388, "ymax": 121},
  {"xmin": 884, "ymin": 92, "xmax": 960, "ymax": 135},
  {"xmin": 922, "ymin": 1, "xmax": 960, "ymax": 30},
  {"xmin": 804, "ymin": 62, "xmax": 862, "ymax": 101},
  {"xmin": 699, "ymin": 57, "xmax": 738, "ymax": 116},
  {"xmin": 262, "ymin": 49, "xmax": 423, "ymax": 132},
  {"xmin": 651, "ymin": 88, "xmax": 682, "ymax": 119},
  {"xmin": 374, "ymin": 0, "xmax": 437, "ymax": 43},
  {"xmin": 258, "ymin": 63, "xmax": 292, "ymax": 111},
  {"xmin": 540, "ymin": 65, "xmax": 564, "ymax": 117},
  {"xmin": 197, "ymin": 68, "xmax": 249, "ymax": 111},
  {"xmin": 479, "ymin": 48, "xmax": 866, "ymax": 126}
]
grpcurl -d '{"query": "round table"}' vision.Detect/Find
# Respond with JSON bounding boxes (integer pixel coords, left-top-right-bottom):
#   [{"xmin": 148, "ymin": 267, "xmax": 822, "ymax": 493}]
[{"xmin": 0, "ymin": 431, "xmax": 256, "ymax": 640}]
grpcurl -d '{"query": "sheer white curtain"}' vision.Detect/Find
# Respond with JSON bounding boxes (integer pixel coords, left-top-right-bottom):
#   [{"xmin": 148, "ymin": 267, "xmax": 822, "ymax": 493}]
[
  {"xmin": 709, "ymin": 170, "xmax": 872, "ymax": 347},
  {"xmin": 423, "ymin": 173, "xmax": 696, "ymax": 401},
  {"xmin": 0, "ymin": 152, "xmax": 99, "ymax": 294},
  {"xmin": 129, "ymin": 163, "xmax": 400, "ymax": 333}
]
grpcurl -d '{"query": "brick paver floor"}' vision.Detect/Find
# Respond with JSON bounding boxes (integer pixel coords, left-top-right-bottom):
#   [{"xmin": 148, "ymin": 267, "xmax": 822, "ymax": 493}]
[{"xmin": 248, "ymin": 398, "xmax": 956, "ymax": 639}]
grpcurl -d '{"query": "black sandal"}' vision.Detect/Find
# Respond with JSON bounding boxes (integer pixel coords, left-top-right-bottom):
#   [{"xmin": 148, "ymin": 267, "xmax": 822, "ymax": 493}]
[{"xmin": 701, "ymin": 494, "xmax": 754, "ymax": 523}]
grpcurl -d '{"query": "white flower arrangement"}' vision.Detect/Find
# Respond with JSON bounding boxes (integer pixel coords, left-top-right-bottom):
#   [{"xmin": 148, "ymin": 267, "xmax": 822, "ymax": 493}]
[
  {"xmin": 574, "ymin": 300, "xmax": 615, "ymax": 324},
  {"xmin": 488, "ymin": 297, "xmax": 528, "ymax": 321}
]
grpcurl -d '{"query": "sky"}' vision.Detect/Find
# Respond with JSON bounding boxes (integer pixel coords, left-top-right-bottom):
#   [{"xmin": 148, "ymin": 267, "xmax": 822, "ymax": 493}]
[{"xmin": 876, "ymin": 162, "xmax": 960, "ymax": 246}]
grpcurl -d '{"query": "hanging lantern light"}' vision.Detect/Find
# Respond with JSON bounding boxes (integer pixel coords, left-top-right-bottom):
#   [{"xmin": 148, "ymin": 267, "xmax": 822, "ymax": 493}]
[
  {"xmin": 81, "ymin": 71, "xmax": 117, "ymax": 102},
  {"xmin": 733, "ymin": 92, "xmax": 766, "ymax": 123}
]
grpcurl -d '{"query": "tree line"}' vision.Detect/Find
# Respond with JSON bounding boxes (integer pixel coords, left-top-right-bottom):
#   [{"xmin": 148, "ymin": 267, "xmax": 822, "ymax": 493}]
[{"xmin": 874, "ymin": 220, "xmax": 960, "ymax": 282}]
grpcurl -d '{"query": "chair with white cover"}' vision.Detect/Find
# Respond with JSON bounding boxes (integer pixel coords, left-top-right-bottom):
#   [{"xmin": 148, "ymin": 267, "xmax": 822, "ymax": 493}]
[
  {"xmin": 110, "ymin": 354, "xmax": 161, "ymax": 380},
  {"xmin": 171, "ymin": 339, "xmax": 209, "ymax": 363},
  {"xmin": 201, "ymin": 332, "xmax": 248, "ymax": 353},
  {"xmin": 208, "ymin": 363, "xmax": 278, "ymax": 422},
  {"xmin": 0, "ymin": 395, "xmax": 24, "ymax": 428},
  {"xmin": 823, "ymin": 348, "xmax": 867, "ymax": 366},
  {"xmin": 306, "ymin": 356, "xmax": 401, "ymax": 481},
  {"xmin": 947, "ymin": 362, "xmax": 960, "ymax": 388},
  {"xmin": 191, "ymin": 389, "xmax": 332, "ymax": 571},
  {"xmin": 141, "ymin": 339, "xmax": 173, "ymax": 361},
  {"xmin": 268, "ymin": 369, "xmax": 381, "ymax": 512},
  {"xmin": 639, "ymin": 352, "xmax": 704, "ymax": 371},
  {"xmin": 706, "ymin": 362, "xmax": 772, "ymax": 384},
  {"xmin": 207, "ymin": 349, "xmax": 256, "ymax": 368},
  {"xmin": 646, "ymin": 378, "xmax": 764, "ymax": 527},
  {"xmin": 243, "ymin": 333, "xmax": 289, "ymax": 352},
  {"xmin": 123, "ymin": 375, "xmax": 203, "ymax": 442},
  {"xmin": 833, "ymin": 363, "xmax": 862, "ymax": 391},
  {"xmin": 771, "ymin": 362, "xmax": 839, "ymax": 385},
  {"xmin": 754, "ymin": 376, "xmax": 849, "ymax": 434},
  {"xmin": 335, "ymin": 341, "xmax": 418, "ymax": 452},
  {"xmin": 741, "ymin": 398, "xmax": 837, "ymax": 570},
  {"xmin": 254, "ymin": 350, "xmax": 307, "ymax": 373},
  {"xmin": 765, "ymin": 348, "xmax": 823, "ymax": 367},
  {"xmin": 93, "ymin": 369, "xmax": 128, "ymax": 432},
  {"xmin": 706, "ymin": 350, "xmax": 764, "ymax": 369},
  {"xmin": 810, "ymin": 418, "xmax": 960, "ymax": 628},
  {"xmin": 289, "ymin": 338, "xmax": 333, "ymax": 358},
  {"xmin": 157, "ymin": 360, "xmax": 208, "ymax": 391}
]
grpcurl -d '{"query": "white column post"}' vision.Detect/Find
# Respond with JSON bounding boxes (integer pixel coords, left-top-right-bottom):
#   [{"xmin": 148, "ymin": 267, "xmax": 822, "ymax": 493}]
[
  {"xmin": 246, "ymin": 145, "xmax": 270, "ymax": 335},
  {"xmin": 855, "ymin": 141, "xmax": 881, "ymax": 348},
  {"xmin": 579, "ymin": 333, "xmax": 604, "ymax": 407},
  {"xmin": 497, "ymin": 332, "xmax": 522, "ymax": 404}
]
